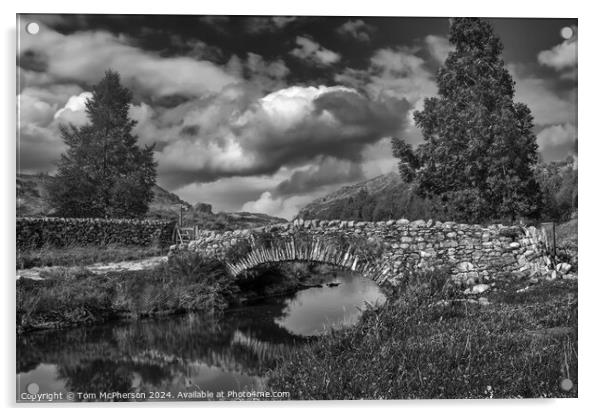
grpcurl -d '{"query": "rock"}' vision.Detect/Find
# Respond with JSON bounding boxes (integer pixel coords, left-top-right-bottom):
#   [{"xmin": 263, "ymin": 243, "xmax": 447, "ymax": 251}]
[
  {"xmin": 545, "ymin": 270, "xmax": 558, "ymax": 281},
  {"xmin": 478, "ymin": 297, "xmax": 490, "ymax": 306},
  {"xmin": 457, "ymin": 261, "xmax": 475, "ymax": 272},
  {"xmin": 463, "ymin": 284, "xmax": 490, "ymax": 295},
  {"xmin": 556, "ymin": 262, "xmax": 572, "ymax": 273},
  {"xmin": 563, "ymin": 273, "xmax": 578, "ymax": 280},
  {"xmin": 509, "ymin": 242, "xmax": 520, "ymax": 249},
  {"xmin": 410, "ymin": 219, "xmax": 426, "ymax": 228},
  {"xmin": 396, "ymin": 218, "xmax": 410, "ymax": 225}
]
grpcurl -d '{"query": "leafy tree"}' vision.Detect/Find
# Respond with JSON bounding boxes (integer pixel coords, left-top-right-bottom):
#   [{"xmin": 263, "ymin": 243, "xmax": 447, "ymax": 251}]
[
  {"xmin": 392, "ymin": 18, "xmax": 541, "ymax": 223},
  {"xmin": 535, "ymin": 157, "xmax": 578, "ymax": 222},
  {"xmin": 48, "ymin": 70, "xmax": 157, "ymax": 218}
]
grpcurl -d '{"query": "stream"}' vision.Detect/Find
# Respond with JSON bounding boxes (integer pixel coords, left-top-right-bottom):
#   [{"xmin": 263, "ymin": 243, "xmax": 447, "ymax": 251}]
[{"xmin": 17, "ymin": 271, "xmax": 385, "ymax": 402}]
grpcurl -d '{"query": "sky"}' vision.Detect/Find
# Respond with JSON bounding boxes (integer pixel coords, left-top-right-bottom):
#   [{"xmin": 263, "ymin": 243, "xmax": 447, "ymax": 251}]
[{"xmin": 17, "ymin": 14, "xmax": 578, "ymax": 219}]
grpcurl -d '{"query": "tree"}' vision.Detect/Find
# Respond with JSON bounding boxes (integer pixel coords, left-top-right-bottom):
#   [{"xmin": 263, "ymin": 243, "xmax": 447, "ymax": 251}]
[
  {"xmin": 48, "ymin": 70, "xmax": 157, "ymax": 218},
  {"xmin": 392, "ymin": 18, "xmax": 541, "ymax": 223}
]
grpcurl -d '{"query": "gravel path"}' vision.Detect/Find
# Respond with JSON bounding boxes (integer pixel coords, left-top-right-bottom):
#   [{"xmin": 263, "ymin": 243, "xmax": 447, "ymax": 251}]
[{"xmin": 16, "ymin": 256, "xmax": 168, "ymax": 280}]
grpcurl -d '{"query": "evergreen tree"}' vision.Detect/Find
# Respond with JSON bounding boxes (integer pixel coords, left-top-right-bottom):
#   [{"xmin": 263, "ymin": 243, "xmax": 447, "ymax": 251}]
[
  {"xmin": 48, "ymin": 70, "xmax": 157, "ymax": 218},
  {"xmin": 392, "ymin": 18, "xmax": 541, "ymax": 223}
]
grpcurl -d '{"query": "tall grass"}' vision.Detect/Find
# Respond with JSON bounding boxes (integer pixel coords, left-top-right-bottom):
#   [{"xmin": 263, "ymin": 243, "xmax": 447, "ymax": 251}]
[
  {"xmin": 17, "ymin": 252, "xmax": 237, "ymax": 332},
  {"xmin": 267, "ymin": 270, "xmax": 578, "ymax": 399}
]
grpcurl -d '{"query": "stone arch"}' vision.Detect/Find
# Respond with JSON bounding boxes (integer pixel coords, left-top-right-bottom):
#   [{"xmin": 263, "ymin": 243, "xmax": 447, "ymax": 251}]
[
  {"xmin": 172, "ymin": 218, "xmax": 551, "ymax": 286},
  {"xmin": 224, "ymin": 234, "xmax": 394, "ymax": 285}
]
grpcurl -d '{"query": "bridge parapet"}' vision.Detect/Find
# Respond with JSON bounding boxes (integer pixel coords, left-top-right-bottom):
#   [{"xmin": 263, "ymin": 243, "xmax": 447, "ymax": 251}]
[{"xmin": 169, "ymin": 218, "xmax": 549, "ymax": 286}]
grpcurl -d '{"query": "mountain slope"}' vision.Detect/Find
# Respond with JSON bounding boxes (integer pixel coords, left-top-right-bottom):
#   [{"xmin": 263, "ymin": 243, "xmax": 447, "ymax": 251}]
[
  {"xmin": 298, "ymin": 158, "xmax": 579, "ymax": 223},
  {"xmin": 17, "ymin": 173, "xmax": 190, "ymax": 218},
  {"xmin": 297, "ymin": 172, "xmax": 438, "ymax": 222},
  {"xmin": 16, "ymin": 173, "xmax": 286, "ymax": 230}
]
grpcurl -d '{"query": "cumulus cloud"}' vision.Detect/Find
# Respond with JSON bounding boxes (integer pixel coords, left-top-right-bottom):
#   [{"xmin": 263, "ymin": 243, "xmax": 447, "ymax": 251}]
[
  {"xmin": 53, "ymin": 91, "xmax": 92, "ymax": 125},
  {"xmin": 511, "ymin": 67, "xmax": 577, "ymax": 126},
  {"xmin": 18, "ymin": 23, "xmax": 239, "ymax": 99},
  {"xmin": 538, "ymin": 33, "xmax": 577, "ymax": 72},
  {"xmin": 424, "ymin": 35, "xmax": 453, "ymax": 64},
  {"xmin": 18, "ymin": 88, "xmax": 92, "ymax": 172},
  {"xmin": 152, "ymin": 84, "xmax": 409, "ymax": 188},
  {"xmin": 18, "ymin": 123, "xmax": 65, "ymax": 172},
  {"xmin": 336, "ymin": 20, "xmax": 376, "ymax": 42},
  {"xmin": 336, "ymin": 47, "xmax": 437, "ymax": 111},
  {"xmin": 18, "ymin": 93, "xmax": 56, "ymax": 127},
  {"xmin": 537, "ymin": 123, "xmax": 577, "ymax": 149},
  {"xmin": 290, "ymin": 36, "xmax": 341, "ymax": 66},
  {"xmin": 241, "ymin": 191, "xmax": 317, "ymax": 220},
  {"xmin": 173, "ymin": 175, "xmax": 282, "ymax": 212},
  {"xmin": 274, "ymin": 158, "xmax": 364, "ymax": 197}
]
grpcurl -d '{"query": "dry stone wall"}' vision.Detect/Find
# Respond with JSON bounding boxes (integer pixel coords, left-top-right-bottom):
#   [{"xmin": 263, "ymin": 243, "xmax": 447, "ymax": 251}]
[
  {"xmin": 171, "ymin": 218, "xmax": 549, "ymax": 286},
  {"xmin": 17, "ymin": 217, "xmax": 176, "ymax": 249}
]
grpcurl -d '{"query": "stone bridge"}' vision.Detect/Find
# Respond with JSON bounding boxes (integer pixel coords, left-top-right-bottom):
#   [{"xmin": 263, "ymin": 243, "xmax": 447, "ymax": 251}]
[{"xmin": 170, "ymin": 218, "xmax": 549, "ymax": 286}]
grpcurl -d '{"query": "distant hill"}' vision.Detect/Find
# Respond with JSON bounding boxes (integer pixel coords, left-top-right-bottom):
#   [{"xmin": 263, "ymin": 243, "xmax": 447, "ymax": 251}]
[
  {"xmin": 298, "ymin": 158, "xmax": 578, "ymax": 223},
  {"xmin": 297, "ymin": 172, "xmax": 439, "ymax": 222},
  {"xmin": 16, "ymin": 173, "xmax": 286, "ymax": 230},
  {"xmin": 17, "ymin": 173, "xmax": 189, "ymax": 218}
]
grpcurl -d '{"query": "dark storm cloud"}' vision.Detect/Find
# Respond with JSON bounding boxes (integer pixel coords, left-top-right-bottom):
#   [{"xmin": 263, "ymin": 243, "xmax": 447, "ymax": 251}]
[
  {"xmin": 198, "ymin": 15, "xmax": 230, "ymax": 32},
  {"xmin": 244, "ymin": 16, "xmax": 298, "ymax": 34},
  {"xmin": 17, "ymin": 50, "xmax": 48, "ymax": 73}
]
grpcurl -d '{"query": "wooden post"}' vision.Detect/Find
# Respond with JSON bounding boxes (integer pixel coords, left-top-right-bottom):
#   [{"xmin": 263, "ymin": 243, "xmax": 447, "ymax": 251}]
[{"xmin": 552, "ymin": 222, "xmax": 557, "ymax": 261}]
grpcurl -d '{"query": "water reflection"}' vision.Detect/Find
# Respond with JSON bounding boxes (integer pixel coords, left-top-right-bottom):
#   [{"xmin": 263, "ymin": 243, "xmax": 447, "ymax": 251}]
[
  {"xmin": 17, "ymin": 272, "xmax": 384, "ymax": 401},
  {"xmin": 275, "ymin": 273, "xmax": 386, "ymax": 336}
]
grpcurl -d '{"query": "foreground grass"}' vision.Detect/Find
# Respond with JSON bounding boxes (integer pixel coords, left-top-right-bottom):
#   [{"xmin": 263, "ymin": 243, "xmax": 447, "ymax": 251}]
[
  {"xmin": 267, "ymin": 272, "xmax": 578, "ymax": 399},
  {"xmin": 17, "ymin": 243, "xmax": 165, "ymax": 270},
  {"xmin": 555, "ymin": 217, "xmax": 578, "ymax": 271},
  {"xmin": 16, "ymin": 253, "xmax": 238, "ymax": 332}
]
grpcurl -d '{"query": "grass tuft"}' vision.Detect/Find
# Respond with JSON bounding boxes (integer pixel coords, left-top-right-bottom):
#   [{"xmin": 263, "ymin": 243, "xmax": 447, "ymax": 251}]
[{"xmin": 267, "ymin": 270, "xmax": 578, "ymax": 399}]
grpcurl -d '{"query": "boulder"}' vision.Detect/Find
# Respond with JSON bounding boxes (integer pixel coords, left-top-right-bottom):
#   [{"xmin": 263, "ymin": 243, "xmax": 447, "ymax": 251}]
[
  {"xmin": 464, "ymin": 283, "xmax": 490, "ymax": 295},
  {"xmin": 556, "ymin": 262, "xmax": 572, "ymax": 273}
]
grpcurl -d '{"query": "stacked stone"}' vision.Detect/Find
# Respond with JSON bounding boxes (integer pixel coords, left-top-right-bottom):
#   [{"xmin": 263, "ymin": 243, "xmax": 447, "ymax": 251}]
[
  {"xmin": 17, "ymin": 217, "xmax": 176, "ymax": 249},
  {"xmin": 171, "ymin": 218, "xmax": 548, "ymax": 286}
]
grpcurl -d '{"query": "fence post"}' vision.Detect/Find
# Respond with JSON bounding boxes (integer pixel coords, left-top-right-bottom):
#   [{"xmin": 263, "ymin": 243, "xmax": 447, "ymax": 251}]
[
  {"xmin": 540, "ymin": 221, "xmax": 557, "ymax": 265},
  {"xmin": 552, "ymin": 221, "xmax": 557, "ymax": 261}
]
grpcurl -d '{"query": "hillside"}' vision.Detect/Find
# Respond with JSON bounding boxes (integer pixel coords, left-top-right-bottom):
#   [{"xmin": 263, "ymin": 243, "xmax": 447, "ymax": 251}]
[
  {"xmin": 16, "ymin": 173, "xmax": 286, "ymax": 230},
  {"xmin": 298, "ymin": 158, "xmax": 578, "ymax": 223},
  {"xmin": 297, "ymin": 172, "xmax": 439, "ymax": 222},
  {"xmin": 17, "ymin": 173, "xmax": 189, "ymax": 218}
]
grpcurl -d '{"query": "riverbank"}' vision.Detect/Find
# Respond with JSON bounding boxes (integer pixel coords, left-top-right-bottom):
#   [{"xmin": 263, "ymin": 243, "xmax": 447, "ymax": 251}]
[
  {"xmin": 267, "ymin": 270, "xmax": 578, "ymax": 399},
  {"xmin": 16, "ymin": 253, "xmax": 337, "ymax": 333},
  {"xmin": 16, "ymin": 255, "xmax": 168, "ymax": 280}
]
